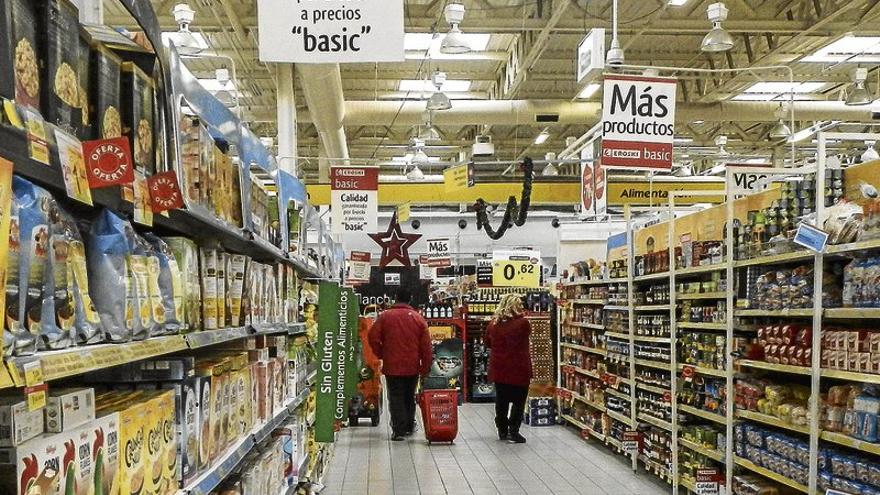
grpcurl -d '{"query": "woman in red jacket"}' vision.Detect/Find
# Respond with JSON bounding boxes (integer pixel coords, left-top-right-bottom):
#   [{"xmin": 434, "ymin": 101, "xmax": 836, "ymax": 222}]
[{"xmin": 485, "ymin": 293, "xmax": 532, "ymax": 444}]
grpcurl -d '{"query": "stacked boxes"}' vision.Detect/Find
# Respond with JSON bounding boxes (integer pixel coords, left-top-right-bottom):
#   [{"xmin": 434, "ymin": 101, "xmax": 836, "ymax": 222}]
[{"xmin": 523, "ymin": 397, "xmax": 557, "ymax": 427}]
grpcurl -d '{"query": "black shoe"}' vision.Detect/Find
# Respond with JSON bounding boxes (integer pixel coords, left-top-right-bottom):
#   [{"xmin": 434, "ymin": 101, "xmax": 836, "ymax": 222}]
[
  {"xmin": 508, "ymin": 432, "xmax": 526, "ymax": 444},
  {"xmin": 392, "ymin": 434, "xmax": 405, "ymax": 441},
  {"xmin": 404, "ymin": 430, "xmax": 414, "ymax": 437},
  {"xmin": 498, "ymin": 430, "xmax": 509, "ymax": 441}
]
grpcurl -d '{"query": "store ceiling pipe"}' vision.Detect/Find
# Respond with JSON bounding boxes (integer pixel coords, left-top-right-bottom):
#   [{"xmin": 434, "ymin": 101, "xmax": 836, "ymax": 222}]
[
  {"xmin": 297, "ymin": 64, "xmax": 350, "ymax": 165},
  {"xmin": 301, "ymin": 100, "xmax": 880, "ymax": 126}
]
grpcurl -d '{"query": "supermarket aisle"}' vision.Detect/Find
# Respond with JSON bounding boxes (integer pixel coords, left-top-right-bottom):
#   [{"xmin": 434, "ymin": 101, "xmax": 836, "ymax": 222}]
[{"xmin": 321, "ymin": 404, "xmax": 670, "ymax": 495}]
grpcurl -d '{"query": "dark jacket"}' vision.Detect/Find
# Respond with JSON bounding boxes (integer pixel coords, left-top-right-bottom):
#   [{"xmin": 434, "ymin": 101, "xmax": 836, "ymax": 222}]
[
  {"xmin": 486, "ymin": 315, "xmax": 532, "ymax": 387},
  {"xmin": 368, "ymin": 303, "xmax": 433, "ymax": 377}
]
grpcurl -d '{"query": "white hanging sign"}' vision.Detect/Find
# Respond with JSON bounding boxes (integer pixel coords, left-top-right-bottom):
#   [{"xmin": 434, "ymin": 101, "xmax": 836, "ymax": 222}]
[
  {"xmin": 330, "ymin": 167, "xmax": 379, "ymax": 234},
  {"xmin": 726, "ymin": 163, "xmax": 774, "ymax": 198},
  {"xmin": 601, "ymin": 74, "xmax": 677, "ymax": 171},
  {"xmin": 346, "ymin": 251, "xmax": 372, "ymax": 285},
  {"xmin": 257, "ymin": 0, "xmax": 405, "ymax": 63},
  {"xmin": 426, "ymin": 238, "xmax": 452, "ymax": 267}
]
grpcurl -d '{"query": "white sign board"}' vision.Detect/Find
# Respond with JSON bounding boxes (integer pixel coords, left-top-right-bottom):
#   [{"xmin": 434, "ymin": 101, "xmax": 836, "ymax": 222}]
[
  {"xmin": 727, "ymin": 163, "xmax": 774, "ymax": 198},
  {"xmin": 330, "ymin": 167, "xmax": 378, "ymax": 235},
  {"xmin": 601, "ymin": 74, "xmax": 677, "ymax": 171},
  {"xmin": 426, "ymin": 238, "xmax": 452, "ymax": 267},
  {"xmin": 577, "ymin": 29, "xmax": 605, "ymax": 84},
  {"xmin": 257, "ymin": 0, "xmax": 405, "ymax": 63},
  {"xmin": 346, "ymin": 251, "xmax": 371, "ymax": 285},
  {"xmin": 580, "ymin": 143, "xmax": 606, "ymax": 216}
]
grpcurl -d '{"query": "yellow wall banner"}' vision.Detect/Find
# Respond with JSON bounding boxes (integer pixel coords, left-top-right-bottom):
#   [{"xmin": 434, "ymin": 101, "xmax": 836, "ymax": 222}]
[
  {"xmin": 307, "ymin": 182, "xmax": 580, "ymax": 206},
  {"xmin": 606, "ymin": 180, "xmax": 725, "ymax": 206},
  {"xmin": 444, "ymin": 163, "xmax": 474, "ymax": 193}
]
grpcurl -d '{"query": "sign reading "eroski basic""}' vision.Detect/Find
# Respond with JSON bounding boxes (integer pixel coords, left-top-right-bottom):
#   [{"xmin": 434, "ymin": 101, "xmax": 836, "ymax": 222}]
[
  {"xmin": 601, "ymin": 74, "xmax": 677, "ymax": 171},
  {"xmin": 330, "ymin": 166, "xmax": 378, "ymax": 234}
]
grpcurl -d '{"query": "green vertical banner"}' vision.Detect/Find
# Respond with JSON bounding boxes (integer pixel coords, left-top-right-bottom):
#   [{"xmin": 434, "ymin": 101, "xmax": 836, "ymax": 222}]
[
  {"xmin": 332, "ymin": 287, "xmax": 351, "ymax": 430},
  {"xmin": 315, "ymin": 281, "xmax": 341, "ymax": 443},
  {"xmin": 344, "ymin": 288, "xmax": 360, "ymax": 409}
]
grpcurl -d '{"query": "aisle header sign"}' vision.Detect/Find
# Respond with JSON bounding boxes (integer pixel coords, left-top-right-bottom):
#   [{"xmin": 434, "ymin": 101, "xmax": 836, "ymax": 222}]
[
  {"xmin": 346, "ymin": 251, "xmax": 372, "ymax": 285},
  {"xmin": 580, "ymin": 143, "xmax": 606, "ymax": 216},
  {"xmin": 257, "ymin": 0, "xmax": 405, "ymax": 63},
  {"xmin": 601, "ymin": 74, "xmax": 677, "ymax": 171},
  {"xmin": 727, "ymin": 163, "xmax": 775, "ymax": 198},
  {"xmin": 444, "ymin": 163, "xmax": 475, "ymax": 193},
  {"xmin": 330, "ymin": 167, "xmax": 379, "ymax": 234},
  {"xmin": 492, "ymin": 250, "xmax": 541, "ymax": 288},
  {"xmin": 426, "ymin": 238, "xmax": 452, "ymax": 267}
]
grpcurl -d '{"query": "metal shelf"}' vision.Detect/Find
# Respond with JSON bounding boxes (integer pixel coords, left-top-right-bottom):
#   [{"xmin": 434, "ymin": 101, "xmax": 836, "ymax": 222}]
[
  {"xmin": 674, "ymin": 263, "xmax": 727, "ymax": 277},
  {"xmin": 633, "ymin": 335, "xmax": 672, "ymax": 344},
  {"xmin": 560, "ymin": 343, "xmax": 607, "ymax": 356},
  {"xmin": 637, "ymin": 382, "xmax": 670, "ymax": 396},
  {"xmin": 733, "ymin": 250, "xmax": 814, "ymax": 268},
  {"xmin": 821, "ymin": 368, "xmax": 880, "ymax": 385},
  {"xmin": 825, "ymin": 237, "xmax": 880, "ymax": 256},
  {"xmin": 635, "ymin": 359, "xmax": 671, "ymax": 371},
  {"xmin": 638, "ymin": 413, "xmax": 674, "ymax": 431},
  {"xmin": 604, "ymin": 305, "xmax": 631, "ymax": 311},
  {"xmin": 738, "ymin": 360, "xmax": 810, "ymax": 376},
  {"xmin": 734, "ymin": 457, "xmax": 808, "ymax": 493},
  {"xmin": 676, "ymin": 321, "xmax": 726, "ymax": 331},
  {"xmin": 677, "ymin": 364, "xmax": 726, "ymax": 378},
  {"xmin": 607, "ymin": 409, "xmax": 634, "ymax": 426},
  {"xmin": 566, "ymin": 321, "xmax": 605, "ymax": 330},
  {"xmin": 573, "ymin": 394, "xmax": 607, "ymax": 412},
  {"xmin": 676, "ymin": 292, "xmax": 727, "ymax": 300},
  {"xmin": 824, "ymin": 307, "xmax": 880, "ymax": 319},
  {"xmin": 572, "ymin": 299, "xmax": 609, "ymax": 305},
  {"xmin": 634, "ymin": 271, "xmax": 670, "ymax": 283},
  {"xmin": 561, "ymin": 413, "xmax": 590, "ymax": 431},
  {"xmin": 604, "ymin": 331, "xmax": 631, "ymax": 341},
  {"xmin": 819, "ymin": 430, "xmax": 880, "ymax": 456},
  {"xmin": 735, "ymin": 410, "xmax": 810, "ymax": 435},
  {"xmin": 734, "ymin": 309, "xmax": 814, "ymax": 317},
  {"xmin": 605, "ymin": 387, "xmax": 631, "ymax": 401},
  {"xmin": 678, "ymin": 404, "xmax": 726, "ymax": 425},
  {"xmin": 634, "ymin": 304, "xmax": 672, "ymax": 312},
  {"xmin": 678, "ymin": 438, "xmax": 724, "ymax": 463}
]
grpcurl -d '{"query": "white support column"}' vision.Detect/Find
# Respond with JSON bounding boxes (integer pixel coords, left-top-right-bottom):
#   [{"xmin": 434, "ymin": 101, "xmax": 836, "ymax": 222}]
[{"xmin": 276, "ymin": 64, "xmax": 298, "ymax": 177}]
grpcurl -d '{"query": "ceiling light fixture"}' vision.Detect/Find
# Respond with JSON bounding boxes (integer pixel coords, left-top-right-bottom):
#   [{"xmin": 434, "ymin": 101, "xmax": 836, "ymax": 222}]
[
  {"xmin": 406, "ymin": 165, "xmax": 426, "ymax": 181},
  {"xmin": 167, "ymin": 4, "xmax": 205, "ymax": 56},
  {"xmin": 440, "ymin": 3, "xmax": 471, "ymax": 55},
  {"xmin": 769, "ymin": 104, "xmax": 792, "ymax": 139},
  {"xmin": 863, "ymin": 141, "xmax": 880, "ymax": 162},
  {"xmin": 534, "ymin": 129, "xmax": 550, "ymax": 145},
  {"xmin": 715, "ymin": 135, "xmax": 729, "ymax": 156},
  {"xmin": 542, "ymin": 153, "xmax": 560, "ymax": 176},
  {"xmin": 846, "ymin": 67, "xmax": 873, "ymax": 106},
  {"xmin": 701, "ymin": 2, "xmax": 734, "ymax": 53},
  {"xmin": 577, "ymin": 83, "xmax": 601, "ymax": 99},
  {"xmin": 606, "ymin": 0, "xmax": 625, "ymax": 65},
  {"xmin": 426, "ymin": 70, "xmax": 452, "ymax": 111}
]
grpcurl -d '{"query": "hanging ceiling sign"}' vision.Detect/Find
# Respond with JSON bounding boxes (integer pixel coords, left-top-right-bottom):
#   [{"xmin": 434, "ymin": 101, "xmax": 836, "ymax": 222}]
[
  {"xmin": 444, "ymin": 163, "xmax": 475, "ymax": 193},
  {"xmin": 576, "ymin": 29, "xmax": 605, "ymax": 84},
  {"xmin": 346, "ymin": 251, "xmax": 372, "ymax": 285},
  {"xmin": 257, "ymin": 0, "xmax": 405, "ymax": 63},
  {"xmin": 601, "ymin": 74, "xmax": 677, "ymax": 171},
  {"xmin": 426, "ymin": 238, "xmax": 452, "ymax": 267},
  {"xmin": 331, "ymin": 166, "xmax": 379, "ymax": 234},
  {"xmin": 726, "ymin": 163, "xmax": 775, "ymax": 198},
  {"xmin": 580, "ymin": 143, "xmax": 606, "ymax": 216},
  {"xmin": 492, "ymin": 250, "xmax": 541, "ymax": 288}
]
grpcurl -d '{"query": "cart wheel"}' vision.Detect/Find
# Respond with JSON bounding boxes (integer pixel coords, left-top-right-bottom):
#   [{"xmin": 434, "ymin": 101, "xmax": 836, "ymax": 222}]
[{"xmin": 370, "ymin": 414, "xmax": 380, "ymax": 427}]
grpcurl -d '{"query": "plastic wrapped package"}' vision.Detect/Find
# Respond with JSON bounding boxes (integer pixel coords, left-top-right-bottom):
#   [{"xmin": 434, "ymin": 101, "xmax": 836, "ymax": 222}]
[
  {"xmin": 144, "ymin": 233, "xmax": 182, "ymax": 335},
  {"xmin": 2, "ymin": 187, "xmax": 28, "ymax": 356},
  {"xmin": 54, "ymin": 207, "xmax": 103, "ymax": 345},
  {"xmin": 130, "ymin": 234, "xmax": 164, "ymax": 337},
  {"xmin": 86, "ymin": 208, "xmax": 139, "ymax": 342},
  {"xmin": 11, "ymin": 177, "xmax": 70, "ymax": 352},
  {"xmin": 163, "ymin": 237, "xmax": 201, "ymax": 331}
]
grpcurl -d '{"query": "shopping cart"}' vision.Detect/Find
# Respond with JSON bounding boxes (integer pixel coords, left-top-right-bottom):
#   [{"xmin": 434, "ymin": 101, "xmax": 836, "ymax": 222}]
[{"xmin": 419, "ymin": 389, "xmax": 459, "ymax": 444}]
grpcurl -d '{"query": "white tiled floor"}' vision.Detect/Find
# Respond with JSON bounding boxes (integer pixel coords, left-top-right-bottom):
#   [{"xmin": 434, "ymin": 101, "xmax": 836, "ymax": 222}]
[{"xmin": 321, "ymin": 404, "xmax": 672, "ymax": 495}]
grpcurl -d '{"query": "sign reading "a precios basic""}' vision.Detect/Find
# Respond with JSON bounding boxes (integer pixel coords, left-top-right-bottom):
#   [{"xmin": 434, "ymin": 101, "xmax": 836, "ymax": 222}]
[{"xmin": 257, "ymin": 0, "xmax": 405, "ymax": 63}]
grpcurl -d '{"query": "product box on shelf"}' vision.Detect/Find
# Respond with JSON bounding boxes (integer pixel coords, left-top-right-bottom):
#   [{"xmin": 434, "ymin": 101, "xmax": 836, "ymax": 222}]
[
  {"xmin": 0, "ymin": 0, "xmax": 40, "ymax": 108},
  {"xmin": 216, "ymin": 252, "xmax": 227, "ymax": 330},
  {"xmin": 45, "ymin": 387, "xmax": 95, "ymax": 433},
  {"xmin": 0, "ymin": 397, "xmax": 44, "ymax": 447},
  {"xmin": 84, "ymin": 31, "xmax": 123, "ymax": 140},
  {"xmin": 200, "ymin": 248, "xmax": 219, "ymax": 331},
  {"xmin": 162, "ymin": 375, "xmax": 200, "ymax": 486},
  {"xmin": 108, "ymin": 394, "xmax": 150, "ymax": 495},
  {"xmin": 39, "ymin": 0, "xmax": 88, "ymax": 138},
  {"xmin": 149, "ymin": 390, "xmax": 177, "ymax": 495},
  {"xmin": 195, "ymin": 375, "xmax": 211, "ymax": 472},
  {"xmin": 120, "ymin": 61, "xmax": 155, "ymax": 176}
]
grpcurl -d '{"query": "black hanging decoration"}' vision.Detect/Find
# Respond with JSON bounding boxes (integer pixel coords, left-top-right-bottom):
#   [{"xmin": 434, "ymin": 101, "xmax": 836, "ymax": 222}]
[{"xmin": 474, "ymin": 157, "xmax": 534, "ymax": 240}]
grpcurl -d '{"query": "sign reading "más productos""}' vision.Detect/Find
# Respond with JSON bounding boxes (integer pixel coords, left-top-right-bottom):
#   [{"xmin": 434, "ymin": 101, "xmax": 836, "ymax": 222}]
[
  {"xmin": 257, "ymin": 0, "xmax": 404, "ymax": 63},
  {"xmin": 601, "ymin": 74, "xmax": 677, "ymax": 171}
]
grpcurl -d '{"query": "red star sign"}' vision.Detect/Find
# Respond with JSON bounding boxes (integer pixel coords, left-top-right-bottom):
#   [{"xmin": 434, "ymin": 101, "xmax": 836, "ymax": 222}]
[{"xmin": 368, "ymin": 213, "xmax": 422, "ymax": 267}]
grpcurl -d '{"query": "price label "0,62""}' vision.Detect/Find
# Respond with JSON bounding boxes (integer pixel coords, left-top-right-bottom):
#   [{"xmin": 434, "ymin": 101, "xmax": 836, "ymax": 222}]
[{"xmin": 492, "ymin": 256, "xmax": 540, "ymax": 288}]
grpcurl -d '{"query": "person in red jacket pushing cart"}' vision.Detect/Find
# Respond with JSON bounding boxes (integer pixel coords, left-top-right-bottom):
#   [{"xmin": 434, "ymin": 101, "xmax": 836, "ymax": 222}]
[
  {"xmin": 486, "ymin": 293, "xmax": 533, "ymax": 444},
  {"xmin": 368, "ymin": 288, "xmax": 434, "ymax": 441}
]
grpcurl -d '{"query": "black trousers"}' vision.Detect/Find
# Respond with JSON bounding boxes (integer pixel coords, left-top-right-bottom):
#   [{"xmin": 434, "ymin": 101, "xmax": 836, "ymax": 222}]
[
  {"xmin": 495, "ymin": 382, "xmax": 529, "ymax": 435},
  {"xmin": 386, "ymin": 375, "xmax": 418, "ymax": 436}
]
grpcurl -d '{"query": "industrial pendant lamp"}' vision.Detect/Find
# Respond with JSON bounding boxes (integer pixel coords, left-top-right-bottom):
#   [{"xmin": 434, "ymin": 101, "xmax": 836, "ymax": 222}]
[
  {"xmin": 606, "ymin": 0, "xmax": 624, "ymax": 65},
  {"xmin": 167, "ymin": 4, "xmax": 204, "ymax": 55},
  {"xmin": 440, "ymin": 3, "xmax": 471, "ymax": 54},
  {"xmin": 846, "ymin": 67, "xmax": 873, "ymax": 106},
  {"xmin": 542, "ymin": 152, "xmax": 560, "ymax": 176},
  {"xmin": 419, "ymin": 111, "xmax": 442, "ymax": 142},
  {"xmin": 769, "ymin": 104, "xmax": 792, "ymax": 140},
  {"xmin": 427, "ymin": 70, "xmax": 452, "ymax": 111},
  {"xmin": 701, "ymin": 3, "xmax": 734, "ymax": 53},
  {"xmin": 863, "ymin": 141, "xmax": 880, "ymax": 162}
]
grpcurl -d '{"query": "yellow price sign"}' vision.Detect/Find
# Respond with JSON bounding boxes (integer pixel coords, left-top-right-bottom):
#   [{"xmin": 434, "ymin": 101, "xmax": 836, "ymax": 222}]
[
  {"xmin": 492, "ymin": 257, "xmax": 541, "ymax": 288},
  {"xmin": 397, "ymin": 202, "xmax": 411, "ymax": 222},
  {"xmin": 25, "ymin": 384, "xmax": 48, "ymax": 412},
  {"xmin": 23, "ymin": 361, "xmax": 44, "ymax": 387},
  {"xmin": 443, "ymin": 163, "xmax": 473, "ymax": 193}
]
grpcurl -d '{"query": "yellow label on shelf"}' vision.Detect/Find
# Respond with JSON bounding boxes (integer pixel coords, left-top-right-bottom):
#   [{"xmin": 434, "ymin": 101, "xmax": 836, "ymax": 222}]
[
  {"xmin": 26, "ymin": 385, "xmax": 47, "ymax": 411},
  {"xmin": 23, "ymin": 362, "xmax": 43, "ymax": 387}
]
